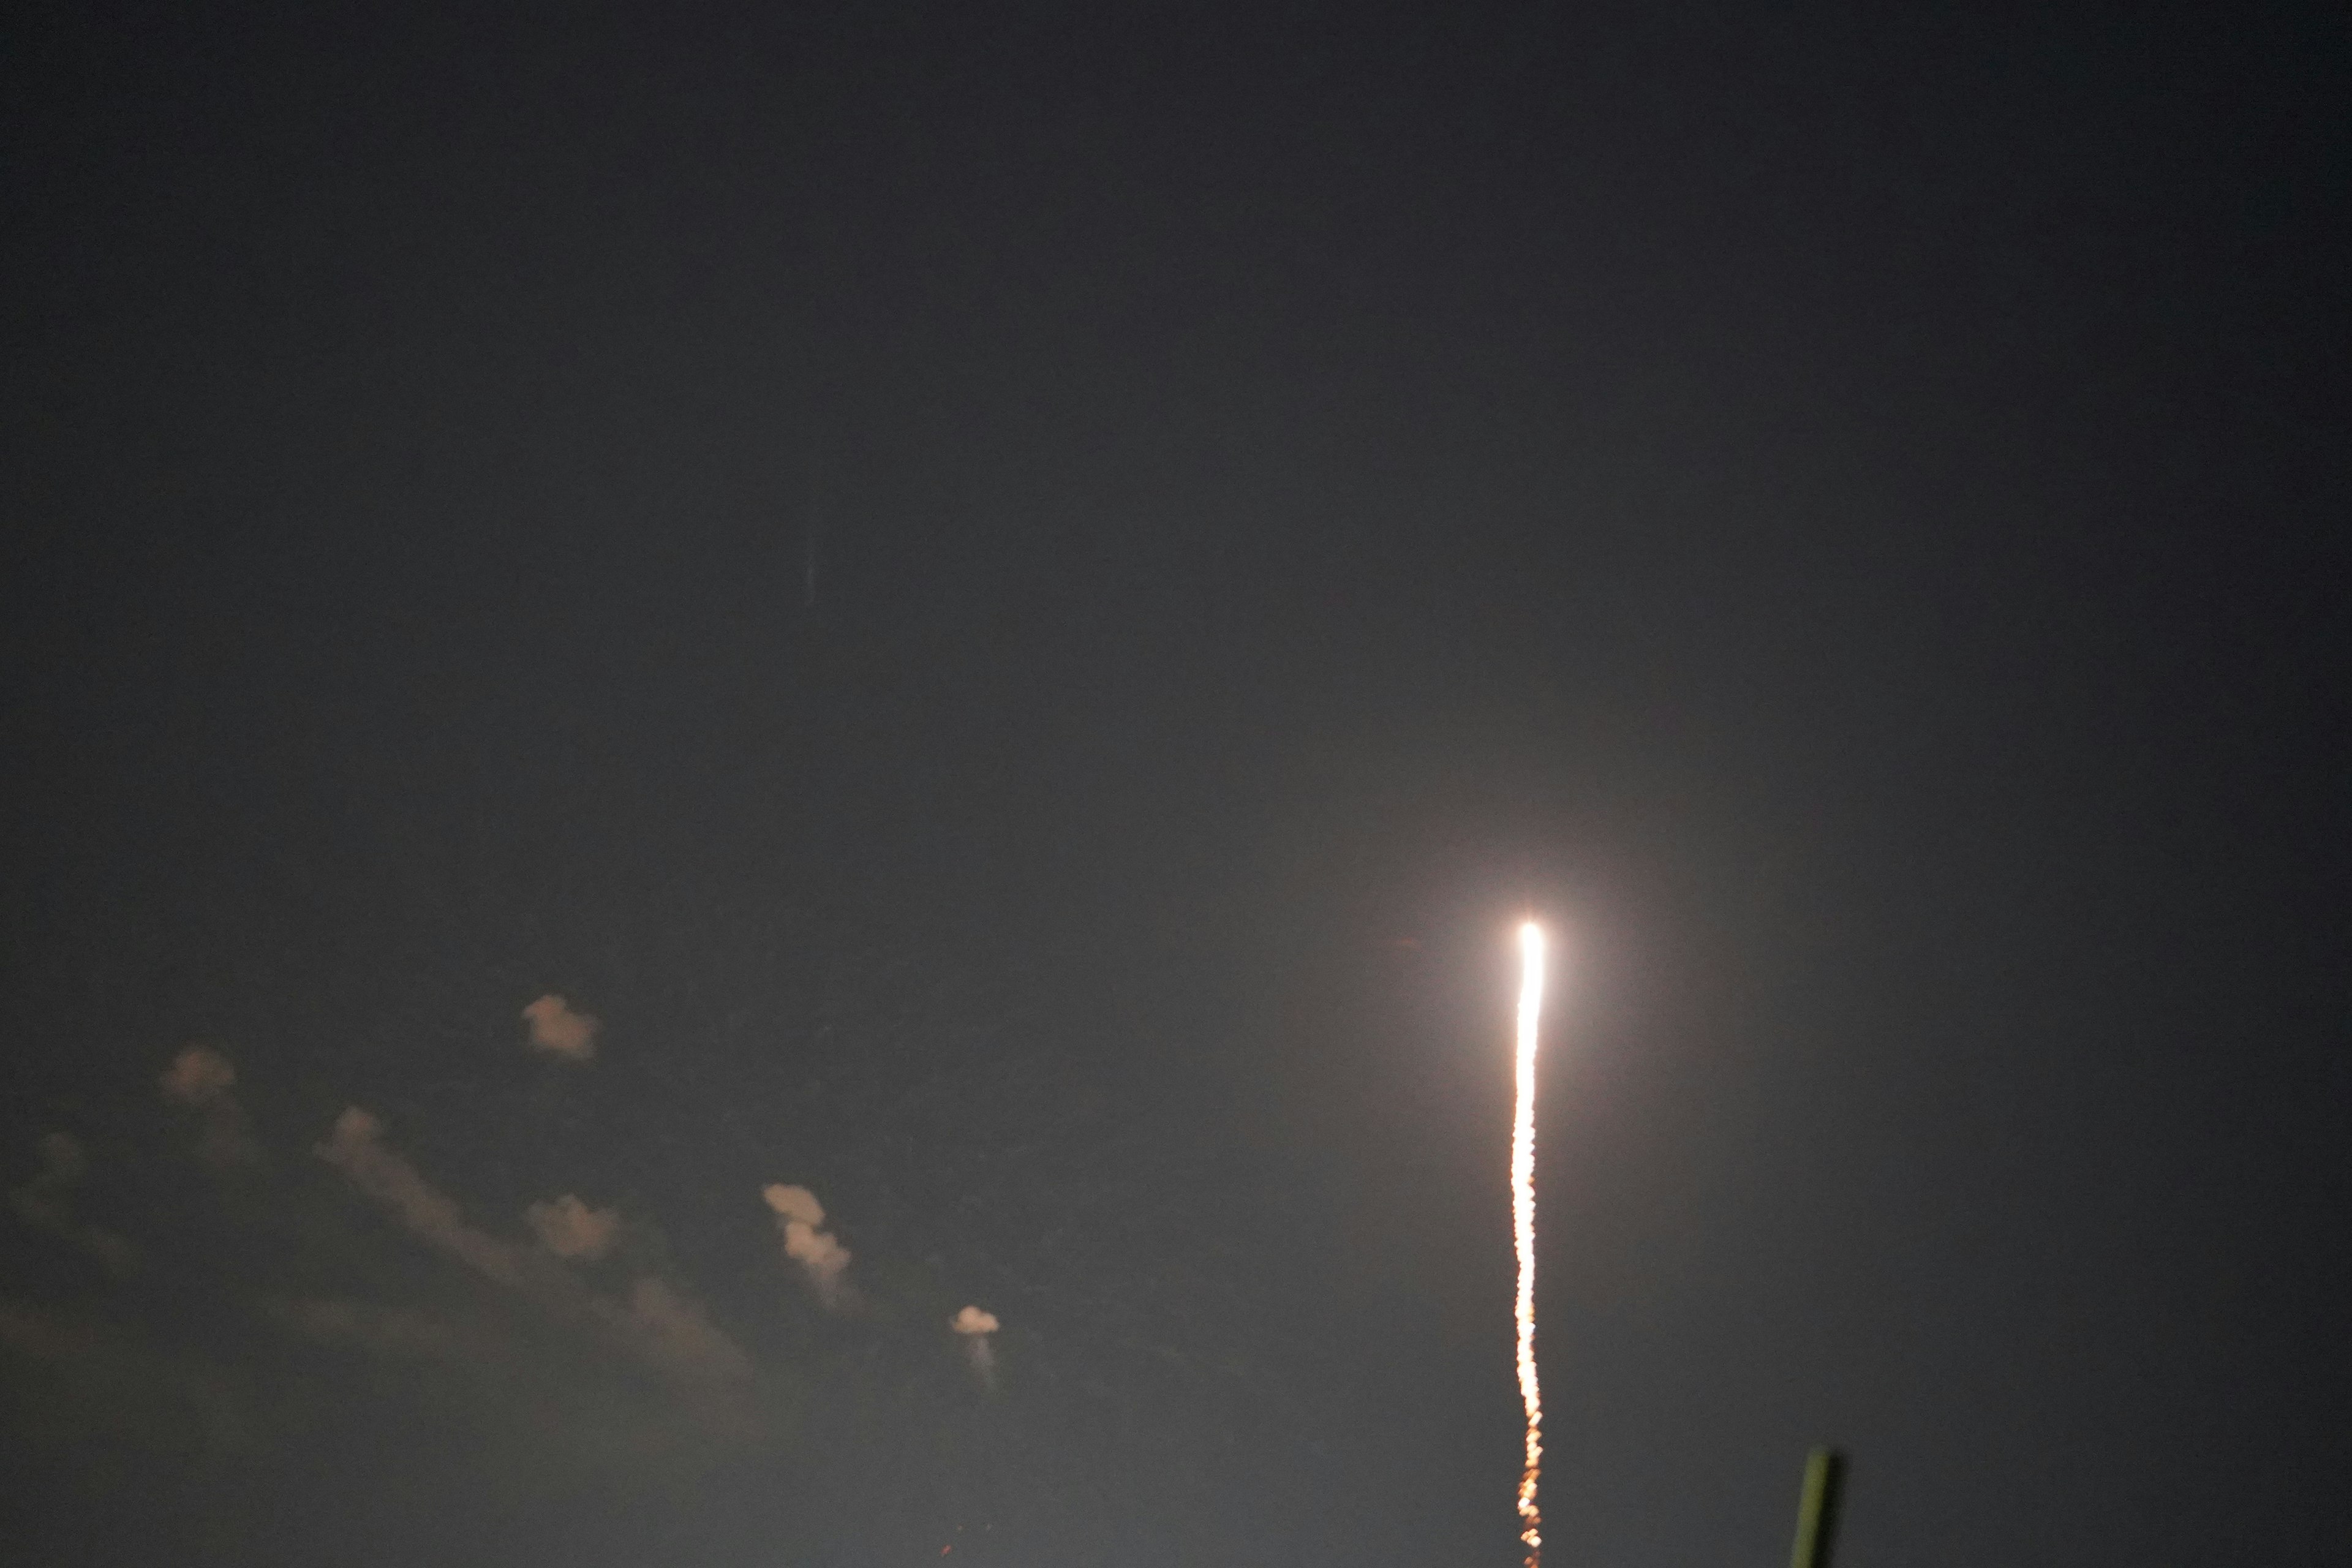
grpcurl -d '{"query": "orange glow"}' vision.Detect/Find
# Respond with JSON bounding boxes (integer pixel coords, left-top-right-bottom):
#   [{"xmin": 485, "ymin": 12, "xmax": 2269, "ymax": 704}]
[{"xmin": 1513, "ymin": 921, "xmax": 1546, "ymax": 1568}]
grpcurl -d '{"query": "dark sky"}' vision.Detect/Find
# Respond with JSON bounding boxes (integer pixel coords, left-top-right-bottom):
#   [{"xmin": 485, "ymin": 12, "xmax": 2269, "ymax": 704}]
[{"xmin": 4, "ymin": 4, "xmax": 2346, "ymax": 1564}]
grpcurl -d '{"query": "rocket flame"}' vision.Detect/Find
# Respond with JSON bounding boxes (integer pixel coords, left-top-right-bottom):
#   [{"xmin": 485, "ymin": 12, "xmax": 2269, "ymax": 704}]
[{"xmin": 1513, "ymin": 921, "xmax": 1547, "ymax": 1567}]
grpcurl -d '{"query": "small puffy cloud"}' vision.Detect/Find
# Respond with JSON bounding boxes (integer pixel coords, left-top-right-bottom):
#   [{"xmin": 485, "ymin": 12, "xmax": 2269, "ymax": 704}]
[
  {"xmin": 159, "ymin": 1045, "xmax": 236, "ymax": 1106},
  {"xmin": 760, "ymin": 1184, "xmax": 824, "ymax": 1228},
  {"xmin": 783, "ymin": 1223, "xmax": 850, "ymax": 1287},
  {"xmin": 522, "ymin": 995, "xmax": 599, "ymax": 1061},
  {"xmin": 526, "ymin": 1195, "xmax": 621, "ymax": 1262},
  {"xmin": 950, "ymin": 1305, "xmax": 1001, "ymax": 1390},
  {"xmin": 761, "ymin": 1184, "xmax": 854, "ymax": 1311},
  {"xmin": 159, "ymin": 1044, "xmax": 260, "ymax": 1166}
]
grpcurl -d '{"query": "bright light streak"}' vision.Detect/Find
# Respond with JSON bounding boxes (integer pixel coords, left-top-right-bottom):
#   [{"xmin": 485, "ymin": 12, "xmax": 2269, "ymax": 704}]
[{"xmin": 1513, "ymin": 921, "xmax": 1547, "ymax": 1568}]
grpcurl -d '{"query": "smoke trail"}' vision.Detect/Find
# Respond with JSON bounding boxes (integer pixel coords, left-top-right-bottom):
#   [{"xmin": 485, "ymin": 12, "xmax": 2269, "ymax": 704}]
[
  {"xmin": 522, "ymin": 995, "xmax": 600, "ymax": 1061},
  {"xmin": 950, "ymin": 1305, "xmax": 1000, "ymax": 1389},
  {"xmin": 314, "ymin": 1110, "xmax": 755, "ymax": 1421},
  {"xmin": 761, "ymin": 1184, "xmax": 854, "ymax": 1311},
  {"xmin": 315, "ymin": 1107, "xmax": 528, "ymax": 1287},
  {"xmin": 1512, "ymin": 922, "xmax": 1547, "ymax": 1568}
]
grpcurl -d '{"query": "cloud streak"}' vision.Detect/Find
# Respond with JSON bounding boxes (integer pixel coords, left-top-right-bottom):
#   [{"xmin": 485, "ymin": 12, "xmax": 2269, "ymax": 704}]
[
  {"xmin": 315, "ymin": 1108, "xmax": 527, "ymax": 1287},
  {"xmin": 314, "ymin": 1108, "xmax": 755, "ymax": 1428}
]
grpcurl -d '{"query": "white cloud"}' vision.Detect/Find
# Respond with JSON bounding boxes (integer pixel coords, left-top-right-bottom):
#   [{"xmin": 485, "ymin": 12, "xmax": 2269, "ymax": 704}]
[{"xmin": 761, "ymin": 1184, "xmax": 854, "ymax": 1311}]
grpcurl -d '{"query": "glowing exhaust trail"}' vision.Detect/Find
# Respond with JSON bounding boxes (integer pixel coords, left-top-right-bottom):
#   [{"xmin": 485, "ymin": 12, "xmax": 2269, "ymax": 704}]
[{"xmin": 1513, "ymin": 921, "xmax": 1547, "ymax": 1568}]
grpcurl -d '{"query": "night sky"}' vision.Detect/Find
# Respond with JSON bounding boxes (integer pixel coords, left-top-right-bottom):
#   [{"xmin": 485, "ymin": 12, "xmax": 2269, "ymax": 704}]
[{"xmin": 4, "ymin": 4, "xmax": 2347, "ymax": 1565}]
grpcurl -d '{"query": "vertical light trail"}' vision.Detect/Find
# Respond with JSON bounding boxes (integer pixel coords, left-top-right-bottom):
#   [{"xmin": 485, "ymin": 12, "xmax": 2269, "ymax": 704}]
[{"xmin": 1513, "ymin": 921, "xmax": 1547, "ymax": 1568}]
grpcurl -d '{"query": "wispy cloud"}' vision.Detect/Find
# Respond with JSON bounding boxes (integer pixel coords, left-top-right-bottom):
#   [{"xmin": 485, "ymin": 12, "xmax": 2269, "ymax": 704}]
[
  {"xmin": 315, "ymin": 1108, "xmax": 527, "ymax": 1287},
  {"xmin": 606, "ymin": 1277, "xmax": 754, "ymax": 1389},
  {"xmin": 268, "ymin": 1296, "xmax": 481, "ymax": 1362},
  {"xmin": 8, "ymin": 1132, "xmax": 137, "ymax": 1277},
  {"xmin": 0, "ymin": 1298, "xmax": 247, "ymax": 1453},
  {"xmin": 314, "ymin": 1109, "xmax": 755, "ymax": 1429}
]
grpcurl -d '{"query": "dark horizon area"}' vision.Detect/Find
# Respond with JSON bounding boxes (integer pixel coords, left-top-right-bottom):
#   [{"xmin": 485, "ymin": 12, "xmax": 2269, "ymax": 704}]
[{"xmin": 4, "ymin": 4, "xmax": 2347, "ymax": 1564}]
